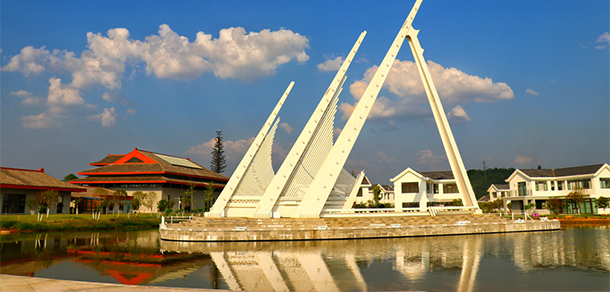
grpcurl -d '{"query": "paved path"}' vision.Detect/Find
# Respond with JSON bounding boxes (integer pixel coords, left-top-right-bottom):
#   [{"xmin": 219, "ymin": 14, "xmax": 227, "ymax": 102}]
[{"xmin": 1, "ymin": 275, "xmax": 221, "ymax": 292}]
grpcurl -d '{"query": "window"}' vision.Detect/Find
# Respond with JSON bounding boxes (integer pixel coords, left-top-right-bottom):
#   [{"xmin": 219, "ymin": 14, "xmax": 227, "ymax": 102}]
[
  {"xmin": 433, "ymin": 184, "xmax": 439, "ymax": 194},
  {"xmin": 401, "ymin": 182, "xmax": 419, "ymax": 193},
  {"xmin": 550, "ymin": 182, "xmax": 555, "ymax": 191},
  {"xmin": 600, "ymin": 178, "xmax": 610, "ymax": 189},
  {"xmin": 2, "ymin": 194, "xmax": 26, "ymax": 213},
  {"xmin": 356, "ymin": 189, "xmax": 363, "ymax": 197},
  {"xmin": 535, "ymin": 181, "xmax": 547, "ymax": 191},
  {"xmin": 557, "ymin": 181, "xmax": 563, "ymax": 191},
  {"xmin": 443, "ymin": 183, "xmax": 459, "ymax": 193},
  {"xmin": 568, "ymin": 179, "xmax": 591, "ymax": 190},
  {"xmin": 492, "ymin": 192, "xmax": 497, "ymax": 199}
]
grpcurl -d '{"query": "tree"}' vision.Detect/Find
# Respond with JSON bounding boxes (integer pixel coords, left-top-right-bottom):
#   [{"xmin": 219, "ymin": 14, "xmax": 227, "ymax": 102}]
[
  {"xmin": 372, "ymin": 185, "xmax": 382, "ymax": 207},
  {"xmin": 62, "ymin": 173, "xmax": 78, "ymax": 182},
  {"xmin": 143, "ymin": 191, "xmax": 157, "ymax": 216},
  {"xmin": 157, "ymin": 199, "xmax": 168, "ymax": 213},
  {"xmin": 184, "ymin": 182, "xmax": 196, "ymax": 212},
  {"xmin": 566, "ymin": 188, "xmax": 585, "ymax": 214},
  {"xmin": 113, "ymin": 189, "xmax": 128, "ymax": 217},
  {"xmin": 545, "ymin": 197, "xmax": 563, "ymax": 215},
  {"xmin": 94, "ymin": 188, "xmax": 111, "ymax": 215},
  {"xmin": 210, "ymin": 130, "xmax": 227, "ymax": 174},
  {"xmin": 26, "ymin": 198, "xmax": 41, "ymax": 215},
  {"xmin": 131, "ymin": 191, "xmax": 146, "ymax": 216},
  {"xmin": 597, "ymin": 196, "xmax": 609, "ymax": 209},
  {"xmin": 37, "ymin": 190, "xmax": 60, "ymax": 218},
  {"xmin": 203, "ymin": 182, "xmax": 215, "ymax": 212},
  {"xmin": 73, "ymin": 198, "xmax": 83, "ymax": 214}
]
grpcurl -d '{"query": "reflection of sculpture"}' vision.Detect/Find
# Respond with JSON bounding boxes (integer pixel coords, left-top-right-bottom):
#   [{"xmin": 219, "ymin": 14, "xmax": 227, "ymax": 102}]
[{"xmin": 208, "ymin": 0, "xmax": 478, "ymax": 219}]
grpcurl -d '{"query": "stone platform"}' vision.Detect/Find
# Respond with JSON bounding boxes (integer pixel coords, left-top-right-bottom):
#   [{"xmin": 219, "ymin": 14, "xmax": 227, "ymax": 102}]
[{"xmin": 159, "ymin": 214, "xmax": 561, "ymax": 242}]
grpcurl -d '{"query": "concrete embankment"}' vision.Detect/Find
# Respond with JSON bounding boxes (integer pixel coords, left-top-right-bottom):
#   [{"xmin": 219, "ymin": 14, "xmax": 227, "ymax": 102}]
[
  {"xmin": 0, "ymin": 274, "xmax": 219, "ymax": 292},
  {"xmin": 159, "ymin": 214, "xmax": 560, "ymax": 242}
]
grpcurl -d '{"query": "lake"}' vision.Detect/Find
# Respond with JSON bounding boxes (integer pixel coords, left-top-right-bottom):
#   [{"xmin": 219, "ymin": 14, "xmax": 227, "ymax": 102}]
[{"xmin": 1, "ymin": 227, "xmax": 608, "ymax": 291}]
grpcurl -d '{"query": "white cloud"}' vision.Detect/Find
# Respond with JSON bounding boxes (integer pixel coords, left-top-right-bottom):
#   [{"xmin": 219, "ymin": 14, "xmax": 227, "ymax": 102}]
[
  {"xmin": 446, "ymin": 105, "xmax": 471, "ymax": 123},
  {"xmin": 127, "ymin": 109, "xmax": 136, "ymax": 115},
  {"xmin": 11, "ymin": 90, "xmax": 44, "ymax": 106},
  {"xmin": 46, "ymin": 77, "xmax": 85, "ymax": 116},
  {"xmin": 3, "ymin": 24, "xmax": 309, "ymax": 127},
  {"xmin": 2, "ymin": 46, "xmax": 62, "ymax": 76},
  {"xmin": 526, "ymin": 88, "xmax": 539, "ymax": 96},
  {"xmin": 596, "ymin": 32, "xmax": 610, "ymax": 50},
  {"xmin": 186, "ymin": 136, "xmax": 255, "ymax": 163},
  {"xmin": 514, "ymin": 155, "xmax": 533, "ymax": 165},
  {"xmin": 416, "ymin": 149, "xmax": 446, "ymax": 166},
  {"xmin": 95, "ymin": 107, "xmax": 117, "ymax": 127},
  {"xmin": 21, "ymin": 113, "xmax": 54, "ymax": 129},
  {"xmin": 341, "ymin": 59, "xmax": 513, "ymax": 121},
  {"xmin": 317, "ymin": 56, "xmax": 344, "ymax": 71},
  {"xmin": 279, "ymin": 122, "xmax": 293, "ymax": 134},
  {"xmin": 377, "ymin": 150, "xmax": 396, "ymax": 163}
]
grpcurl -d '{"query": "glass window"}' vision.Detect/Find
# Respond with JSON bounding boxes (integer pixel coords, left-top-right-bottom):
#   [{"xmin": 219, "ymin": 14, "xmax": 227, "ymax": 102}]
[
  {"xmin": 2, "ymin": 194, "xmax": 26, "ymax": 213},
  {"xmin": 600, "ymin": 178, "xmax": 610, "ymax": 189},
  {"xmin": 402, "ymin": 182, "xmax": 419, "ymax": 193},
  {"xmin": 443, "ymin": 183, "xmax": 459, "ymax": 193},
  {"xmin": 568, "ymin": 179, "xmax": 591, "ymax": 190},
  {"xmin": 557, "ymin": 181, "xmax": 563, "ymax": 190}
]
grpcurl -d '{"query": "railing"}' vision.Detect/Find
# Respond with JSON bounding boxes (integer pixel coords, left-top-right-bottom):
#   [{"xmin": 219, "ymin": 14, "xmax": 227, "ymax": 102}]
[
  {"xmin": 428, "ymin": 206, "xmax": 478, "ymax": 216},
  {"xmin": 510, "ymin": 189, "xmax": 532, "ymax": 197},
  {"xmin": 169, "ymin": 215, "xmax": 192, "ymax": 224}
]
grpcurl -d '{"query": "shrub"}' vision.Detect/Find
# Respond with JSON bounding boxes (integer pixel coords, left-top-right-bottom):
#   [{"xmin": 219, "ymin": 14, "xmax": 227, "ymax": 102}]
[{"xmin": 164, "ymin": 208, "xmax": 173, "ymax": 217}]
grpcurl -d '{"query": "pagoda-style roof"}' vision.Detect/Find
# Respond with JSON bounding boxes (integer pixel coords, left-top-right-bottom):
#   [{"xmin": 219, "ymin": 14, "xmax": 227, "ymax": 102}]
[
  {"xmin": 1, "ymin": 167, "xmax": 86, "ymax": 192},
  {"xmin": 73, "ymin": 148, "xmax": 228, "ymax": 184}
]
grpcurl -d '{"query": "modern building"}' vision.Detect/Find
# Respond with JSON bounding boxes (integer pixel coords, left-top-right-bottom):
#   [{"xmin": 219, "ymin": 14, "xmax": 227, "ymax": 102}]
[
  {"xmin": 70, "ymin": 186, "xmax": 116, "ymax": 214},
  {"xmin": 501, "ymin": 163, "xmax": 610, "ymax": 215},
  {"xmin": 390, "ymin": 168, "xmax": 462, "ymax": 212},
  {"xmin": 1, "ymin": 167, "xmax": 86, "ymax": 214},
  {"xmin": 70, "ymin": 148, "xmax": 229, "ymax": 212}
]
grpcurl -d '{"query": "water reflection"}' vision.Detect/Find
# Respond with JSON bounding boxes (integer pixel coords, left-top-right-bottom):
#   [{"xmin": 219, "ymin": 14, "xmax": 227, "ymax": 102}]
[{"xmin": 1, "ymin": 227, "xmax": 608, "ymax": 291}]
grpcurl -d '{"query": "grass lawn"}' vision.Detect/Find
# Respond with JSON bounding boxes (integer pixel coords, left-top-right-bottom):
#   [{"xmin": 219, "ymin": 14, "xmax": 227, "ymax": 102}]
[{"xmin": 0, "ymin": 213, "xmax": 161, "ymax": 232}]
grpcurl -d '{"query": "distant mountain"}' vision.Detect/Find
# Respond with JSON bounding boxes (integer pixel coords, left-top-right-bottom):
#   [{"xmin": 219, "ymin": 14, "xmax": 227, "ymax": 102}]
[{"xmin": 467, "ymin": 168, "xmax": 515, "ymax": 199}]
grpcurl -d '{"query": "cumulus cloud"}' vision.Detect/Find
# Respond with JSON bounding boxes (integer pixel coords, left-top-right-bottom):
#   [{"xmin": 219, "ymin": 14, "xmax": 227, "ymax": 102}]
[
  {"xmin": 21, "ymin": 113, "xmax": 55, "ymax": 129},
  {"xmin": 186, "ymin": 137, "xmax": 255, "ymax": 163},
  {"xmin": 95, "ymin": 107, "xmax": 118, "ymax": 127},
  {"xmin": 416, "ymin": 149, "xmax": 446, "ymax": 166},
  {"xmin": 317, "ymin": 56, "xmax": 344, "ymax": 71},
  {"xmin": 377, "ymin": 150, "xmax": 396, "ymax": 163},
  {"xmin": 446, "ymin": 105, "xmax": 471, "ymax": 123},
  {"xmin": 3, "ymin": 24, "xmax": 309, "ymax": 128},
  {"xmin": 596, "ymin": 32, "xmax": 610, "ymax": 50},
  {"xmin": 11, "ymin": 90, "xmax": 45, "ymax": 106},
  {"xmin": 2, "ymin": 46, "xmax": 62, "ymax": 77},
  {"xmin": 341, "ymin": 59, "xmax": 514, "ymax": 121},
  {"xmin": 279, "ymin": 122, "xmax": 293, "ymax": 134},
  {"xmin": 526, "ymin": 88, "xmax": 539, "ymax": 96},
  {"xmin": 514, "ymin": 155, "xmax": 533, "ymax": 165}
]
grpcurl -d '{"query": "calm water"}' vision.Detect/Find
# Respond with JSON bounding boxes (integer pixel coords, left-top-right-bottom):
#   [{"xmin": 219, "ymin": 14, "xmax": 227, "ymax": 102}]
[{"xmin": 1, "ymin": 227, "xmax": 608, "ymax": 291}]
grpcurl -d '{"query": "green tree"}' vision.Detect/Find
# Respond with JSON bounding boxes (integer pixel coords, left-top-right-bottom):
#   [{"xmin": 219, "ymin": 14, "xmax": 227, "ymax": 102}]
[
  {"xmin": 545, "ymin": 197, "xmax": 563, "ymax": 215},
  {"xmin": 566, "ymin": 188, "xmax": 585, "ymax": 214},
  {"xmin": 62, "ymin": 173, "xmax": 78, "ymax": 182},
  {"xmin": 113, "ymin": 189, "xmax": 128, "ymax": 217},
  {"xmin": 94, "ymin": 188, "xmax": 111, "ymax": 214},
  {"xmin": 143, "ymin": 191, "xmax": 157, "ymax": 215},
  {"xmin": 203, "ymin": 182, "xmax": 215, "ymax": 212},
  {"xmin": 184, "ymin": 182, "xmax": 196, "ymax": 212},
  {"xmin": 372, "ymin": 184, "xmax": 382, "ymax": 207},
  {"xmin": 26, "ymin": 198, "xmax": 41, "ymax": 215},
  {"xmin": 210, "ymin": 130, "xmax": 227, "ymax": 174},
  {"xmin": 73, "ymin": 197, "xmax": 83, "ymax": 214},
  {"xmin": 157, "ymin": 199, "xmax": 168, "ymax": 213},
  {"xmin": 131, "ymin": 191, "xmax": 146, "ymax": 216},
  {"xmin": 597, "ymin": 196, "xmax": 609, "ymax": 209},
  {"xmin": 37, "ymin": 190, "xmax": 60, "ymax": 218}
]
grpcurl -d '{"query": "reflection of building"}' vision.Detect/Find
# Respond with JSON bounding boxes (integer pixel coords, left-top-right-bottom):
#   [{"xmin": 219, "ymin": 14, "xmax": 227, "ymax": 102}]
[
  {"xmin": 71, "ymin": 148, "xmax": 228, "ymax": 212},
  {"xmin": 391, "ymin": 168, "xmax": 463, "ymax": 212},
  {"xmin": 1, "ymin": 167, "xmax": 85, "ymax": 214},
  {"xmin": 501, "ymin": 164, "xmax": 610, "ymax": 214}
]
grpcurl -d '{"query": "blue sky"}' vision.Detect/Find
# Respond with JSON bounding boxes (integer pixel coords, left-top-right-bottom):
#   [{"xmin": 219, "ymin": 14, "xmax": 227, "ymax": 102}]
[{"xmin": 2, "ymin": 0, "xmax": 608, "ymax": 184}]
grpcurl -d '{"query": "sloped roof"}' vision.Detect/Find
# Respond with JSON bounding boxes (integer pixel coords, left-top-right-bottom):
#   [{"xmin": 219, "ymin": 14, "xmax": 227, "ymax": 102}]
[
  {"xmin": 1, "ymin": 167, "xmax": 86, "ymax": 192},
  {"xmin": 490, "ymin": 183, "xmax": 509, "ymax": 190},
  {"xmin": 90, "ymin": 155, "xmax": 125, "ymax": 165},
  {"xmin": 71, "ymin": 186, "xmax": 115, "ymax": 198},
  {"xmin": 72, "ymin": 175, "xmax": 226, "ymax": 188},
  {"xmin": 420, "ymin": 171, "xmax": 454, "ymax": 180},
  {"xmin": 519, "ymin": 164, "xmax": 605, "ymax": 178},
  {"xmin": 76, "ymin": 148, "xmax": 228, "ymax": 181}
]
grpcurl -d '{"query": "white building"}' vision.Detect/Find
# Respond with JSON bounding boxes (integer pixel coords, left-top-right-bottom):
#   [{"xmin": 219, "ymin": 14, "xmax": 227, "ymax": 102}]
[
  {"xmin": 502, "ymin": 163, "xmax": 610, "ymax": 214},
  {"xmin": 487, "ymin": 184, "xmax": 510, "ymax": 201},
  {"xmin": 391, "ymin": 168, "xmax": 462, "ymax": 212}
]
